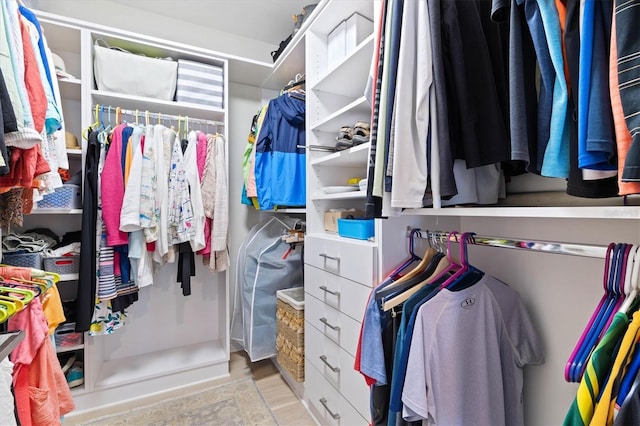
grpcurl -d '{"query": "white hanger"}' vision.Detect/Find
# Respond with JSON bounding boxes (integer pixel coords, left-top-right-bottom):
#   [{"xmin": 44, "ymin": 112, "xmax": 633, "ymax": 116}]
[{"xmin": 619, "ymin": 245, "xmax": 640, "ymax": 314}]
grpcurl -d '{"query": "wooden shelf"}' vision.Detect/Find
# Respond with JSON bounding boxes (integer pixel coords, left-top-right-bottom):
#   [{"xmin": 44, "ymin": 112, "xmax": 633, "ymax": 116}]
[
  {"xmin": 91, "ymin": 90, "xmax": 225, "ymax": 122},
  {"xmin": 311, "ymin": 96, "xmax": 370, "ymax": 133},
  {"xmin": 312, "ymin": 34, "xmax": 374, "ymax": 98},
  {"xmin": 311, "ymin": 142, "xmax": 369, "ymax": 167}
]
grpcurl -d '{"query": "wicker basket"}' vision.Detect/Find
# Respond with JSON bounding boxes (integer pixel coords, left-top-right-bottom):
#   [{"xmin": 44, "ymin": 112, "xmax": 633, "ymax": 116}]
[{"xmin": 276, "ymin": 288, "xmax": 304, "ymax": 382}]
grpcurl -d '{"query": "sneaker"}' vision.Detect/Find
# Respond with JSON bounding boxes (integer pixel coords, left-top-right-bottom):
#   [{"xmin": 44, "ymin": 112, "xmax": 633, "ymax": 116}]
[
  {"xmin": 335, "ymin": 126, "xmax": 354, "ymax": 151},
  {"xmin": 60, "ymin": 354, "xmax": 76, "ymax": 375},
  {"xmin": 351, "ymin": 121, "xmax": 370, "ymax": 145},
  {"xmin": 66, "ymin": 361, "xmax": 84, "ymax": 388}
]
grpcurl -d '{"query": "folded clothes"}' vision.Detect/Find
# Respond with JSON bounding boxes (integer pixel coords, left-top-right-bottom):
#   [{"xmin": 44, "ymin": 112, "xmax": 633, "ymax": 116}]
[
  {"xmin": 2, "ymin": 230, "xmax": 59, "ymax": 253},
  {"xmin": 43, "ymin": 242, "xmax": 81, "ymax": 258}
]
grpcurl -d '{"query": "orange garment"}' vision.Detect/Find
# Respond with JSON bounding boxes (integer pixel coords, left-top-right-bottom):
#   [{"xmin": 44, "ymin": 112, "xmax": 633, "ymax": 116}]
[
  {"xmin": 41, "ymin": 284, "xmax": 65, "ymax": 335},
  {"xmin": 0, "ymin": 145, "xmax": 50, "ymax": 190},
  {"xmin": 9, "ymin": 298, "xmax": 74, "ymax": 426},
  {"xmin": 610, "ymin": 16, "xmax": 640, "ymax": 195},
  {"xmin": 19, "ymin": 16, "xmax": 46, "ymax": 134},
  {"xmin": 124, "ymin": 135, "xmax": 134, "ymax": 185}
]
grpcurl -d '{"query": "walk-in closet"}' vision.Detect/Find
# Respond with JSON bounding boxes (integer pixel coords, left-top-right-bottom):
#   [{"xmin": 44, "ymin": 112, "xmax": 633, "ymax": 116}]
[{"xmin": 1, "ymin": 0, "xmax": 640, "ymax": 425}]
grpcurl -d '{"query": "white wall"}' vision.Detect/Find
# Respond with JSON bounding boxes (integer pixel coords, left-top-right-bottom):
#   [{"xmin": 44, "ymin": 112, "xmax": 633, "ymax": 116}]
[
  {"xmin": 390, "ymin": 215, "xmax": 640, "ymax": 425},
  {"xmin": 227, "ymin": 82, "xmax": 262, "ymax": 329},
  {"xmin": 29, "ymin": 0, "xmax": 276, "ymax": 63}
]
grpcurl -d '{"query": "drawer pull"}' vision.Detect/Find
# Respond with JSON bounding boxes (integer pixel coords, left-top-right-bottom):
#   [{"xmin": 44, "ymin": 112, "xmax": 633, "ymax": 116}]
[
  {"xmin": 319, "ymin": 397, "xmax": 341, "ymax": 420},
  {"xmin": 319, "ymin": 285, "xmax": 340, "ymax": 296},
  {"xmin": 319, "ymin": 253, "xmax": 340, "ymax": 262},
  {"xmin": 319, "ymin": 317, "xmax": 340, "ymax": 331},
  {"xmin": 319, "ymin": 355, "xmax": 341, "ymax": 372}
]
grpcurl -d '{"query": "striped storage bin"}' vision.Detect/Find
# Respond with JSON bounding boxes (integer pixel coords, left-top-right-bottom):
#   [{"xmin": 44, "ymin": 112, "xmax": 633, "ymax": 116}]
[{"xmin": 176, "ymin": 59, "xmax": 224, "ymax": 108}]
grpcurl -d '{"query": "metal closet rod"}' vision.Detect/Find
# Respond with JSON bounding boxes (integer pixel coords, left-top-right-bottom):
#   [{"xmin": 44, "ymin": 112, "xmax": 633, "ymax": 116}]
[
  {"xmin": 93, "ymin": 104, "xmax": 225, "ymax": 128},
  {"xmin": 411, "ymin": 229, "xmax": 609, "ymax": 259}
]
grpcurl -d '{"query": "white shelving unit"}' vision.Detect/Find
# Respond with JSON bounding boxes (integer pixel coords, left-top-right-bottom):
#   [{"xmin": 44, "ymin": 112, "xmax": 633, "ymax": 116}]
[
  {"xmin": 33, "ymin": 11, "xmax": 231, "ymax": 414},
  {"xmin": 302, "ymin": 2, "xmax": 376, "ymax": 424}
]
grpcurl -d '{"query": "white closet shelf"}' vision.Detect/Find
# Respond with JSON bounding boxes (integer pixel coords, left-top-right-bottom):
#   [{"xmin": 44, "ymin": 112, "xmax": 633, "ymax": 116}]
[
  {"xmin": 56, "ymin": 344, "xmax": 84, "ymax": 354},
  {"xmin": 66, "ymin": 148, "xmax": 82, "ymax": 156},
  {"xmin": 312, "ymin": 191, "xmax": 366, "ymax": 201},
  {"xmin": 311, "ymin": 96, "xmax": 370, "ymax": 133},
  {"xmin": 59, "ymin": 273, "xmax": 80, "ymax": 281},
  {"xmin": 263, "ymin": 208, "xmax": 307, "ymax": 213},
  {"xmin": 311, "ymin": 142, "xmax": 369, "ymax": 167},
  {"xmin": 262, "ymin": 3, "xmax": 325, "ymax": 90},
  {"xmin": 307, "ymin": 231, "xmax": 377, "ymax": 247},
  {"xmin": 30, "ymin": 208, "xmax": 82, "ymax": 215},
  {"xmin": 38, "ymin": 19, "xmax": 81, "ymax": 53},
  {"xmin": 312, "ymin": 34, "xmax": 374, "ymax": 98},
  {"xmin": 403, "ymin": 206, "xmax": 640, "ymax": 220},
  {"xmin": 91, "ymin": 90, "xmax": 225, "ymax": 121},
  {"xmin": 58, "ymin": 78, "xmax": 81, "ymax": 101},
  {"xmin": 310, "ymin": 1, "xmax": 375, "ymax": 36},
  {"xmin": 94, "ymin": 340, "xmax": 227, "ymax": 390}
]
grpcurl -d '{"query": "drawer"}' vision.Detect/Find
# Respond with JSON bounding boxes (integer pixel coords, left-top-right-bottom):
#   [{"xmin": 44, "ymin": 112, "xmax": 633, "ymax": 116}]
[
  {"xmin": 305, "ymin": 360, "xmax": 369, "ymax": 426},
  {"xmin": 306, "ymin": 320, "xmax": 372, "ymax": 420},
  {"xmin": 305, "ymin": 265, "xmax": 371, "ymax": 322},
  {"xmin": 305, "ymin": 292, "xmax": 362, "ymax": 357},
  {"xmin": 305, "ymin": 235, "xmax": 377, "ymax": 286}
]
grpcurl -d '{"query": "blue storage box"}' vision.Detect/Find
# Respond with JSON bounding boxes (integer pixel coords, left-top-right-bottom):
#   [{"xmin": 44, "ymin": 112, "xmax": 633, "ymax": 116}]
[
  {"xmin": 37, "ymin": 184, "xmax": 81, "ymax": 209},
  {"xmin": 337, "ymin": 218, "xmax": 374, "ymax": 240}
]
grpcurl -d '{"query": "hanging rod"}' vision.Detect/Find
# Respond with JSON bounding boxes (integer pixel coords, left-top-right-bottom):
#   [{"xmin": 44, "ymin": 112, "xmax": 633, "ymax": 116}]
[
  {"xmin": 411, "ymin": 229, "xmax": 609, "ymax": 259},
  {"xmin": 93, "ymin": 104, "xmax": 225, "ymax": 128}
]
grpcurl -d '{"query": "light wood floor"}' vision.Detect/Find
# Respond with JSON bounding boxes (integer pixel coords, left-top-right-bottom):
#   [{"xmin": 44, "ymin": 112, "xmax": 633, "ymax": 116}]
[
  {"xmin": 65, "ymin": 351, "xmax": 317, "ymax": 425},
  {"xmin": 232, "ymin": 351, "xmax": 317, "ymax": 425}
]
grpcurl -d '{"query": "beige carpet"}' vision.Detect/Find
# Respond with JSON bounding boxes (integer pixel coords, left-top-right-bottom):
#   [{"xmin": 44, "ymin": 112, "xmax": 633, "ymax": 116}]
[{"xmin": 81, "ymin": 378, "xmax": 278, "ymax": 426}]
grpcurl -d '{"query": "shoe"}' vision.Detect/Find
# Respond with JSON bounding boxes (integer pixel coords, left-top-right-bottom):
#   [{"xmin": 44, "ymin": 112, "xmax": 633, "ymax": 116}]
[
  {"xmin": 351, "ymin": 121, "xmax": 370, "ymax": 145},
  {"xmin": 335, "ymin": 126, "xmax": 354, "ymax": 151},
  {"xmin": 60, "ymin": 354, "xmax": 76, "ymax": 375},
  {"xmin": 66, "ymin": 361, "xmax": 84, "ymax": 388}
]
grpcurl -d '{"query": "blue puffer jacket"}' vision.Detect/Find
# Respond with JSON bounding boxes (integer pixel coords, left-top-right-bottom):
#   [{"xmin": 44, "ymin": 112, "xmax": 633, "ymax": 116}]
[{"xmin": 255, "ymin": 93, "xmax": 306, "ymax": 209}]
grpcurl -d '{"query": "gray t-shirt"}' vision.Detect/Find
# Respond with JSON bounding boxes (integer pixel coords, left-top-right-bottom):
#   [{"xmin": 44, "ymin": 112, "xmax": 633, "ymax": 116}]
[{"xmin": 402, "ymin": 274, "xmax": 544, "ymax": 425}]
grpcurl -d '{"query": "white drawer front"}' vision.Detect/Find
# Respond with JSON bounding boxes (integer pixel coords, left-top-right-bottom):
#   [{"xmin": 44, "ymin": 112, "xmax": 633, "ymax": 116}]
[
  {"xmin": 305, "ymin": 235, "xmax": 377, "ymax": 286},
  {"xmin": 305, "ymin": 361, "xmax": 369, "ymax": 426},
  {"xmin": 305, "ymin": 292, "xmax": 362, "ymax": 357},
  {"xmin": 306, "ymin": 321, "xmax": 372, "ymax": 420},
  {"xmin": 305, "ymin": 265, "xmax": 371, "ymax": 322}
]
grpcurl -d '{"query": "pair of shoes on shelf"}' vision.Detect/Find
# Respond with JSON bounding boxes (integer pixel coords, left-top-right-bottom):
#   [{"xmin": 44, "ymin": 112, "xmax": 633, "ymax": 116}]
[
  {"xmin": 60, "ymin": 354, "xmax": 76, "ymax": 375},
  {"xmin": 65, "ymin": 360, "xmax": 84, "ymax": 388},
  {"xmin": 335, "ymin": 121, "xmax": 370, "ymax": 151}
]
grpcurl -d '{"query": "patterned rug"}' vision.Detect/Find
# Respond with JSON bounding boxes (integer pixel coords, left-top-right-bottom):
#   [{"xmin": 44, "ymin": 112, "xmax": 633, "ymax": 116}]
[{"xmin": 82, "ymin": 378, "xmax": 278, "ymax": 426}]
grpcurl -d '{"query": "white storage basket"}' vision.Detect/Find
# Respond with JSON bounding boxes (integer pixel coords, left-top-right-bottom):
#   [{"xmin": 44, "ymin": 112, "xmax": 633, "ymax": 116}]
[{"xmin": 93, "ymin": 40, "xmax": 178, "ymax": 101}]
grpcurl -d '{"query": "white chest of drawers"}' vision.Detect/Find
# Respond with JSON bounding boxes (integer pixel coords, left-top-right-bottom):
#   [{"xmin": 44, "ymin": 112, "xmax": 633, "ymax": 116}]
[{"xmin": 304, "ymin": 236, "xmax": 376, "ymax": 425}]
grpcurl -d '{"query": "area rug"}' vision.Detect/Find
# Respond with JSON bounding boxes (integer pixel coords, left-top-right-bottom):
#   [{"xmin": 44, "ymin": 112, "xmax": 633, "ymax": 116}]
[{"xmin": 82, "ymin": 378, "xmax": 278, "ymax": 426}]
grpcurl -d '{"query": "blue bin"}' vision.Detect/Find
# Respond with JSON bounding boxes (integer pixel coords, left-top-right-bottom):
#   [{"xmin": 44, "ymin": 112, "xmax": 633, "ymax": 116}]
[{"xmin": 337, "ymin": 218, "xmax": 374, "ymax": 240}]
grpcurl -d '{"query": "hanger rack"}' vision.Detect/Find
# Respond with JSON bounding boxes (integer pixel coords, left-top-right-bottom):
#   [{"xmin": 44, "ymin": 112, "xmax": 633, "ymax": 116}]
[
  {"xmin": 92, "ymin": 104, "xmax": 225, "ymax": 132},
  {"xmin": 411, "ymin": 229, "xmax": 609, "ymax": 259}
]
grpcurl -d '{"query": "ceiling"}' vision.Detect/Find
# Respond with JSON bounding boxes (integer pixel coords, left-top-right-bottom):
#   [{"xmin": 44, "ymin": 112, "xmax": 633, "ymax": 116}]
[{"xmin": 110, "ymin": 0, "xmax": 316, "ymax": 45}]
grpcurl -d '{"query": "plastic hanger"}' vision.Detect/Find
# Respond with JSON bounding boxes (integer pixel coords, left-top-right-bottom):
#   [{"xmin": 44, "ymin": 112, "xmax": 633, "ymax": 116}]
[
  {"xmin": 438, "ymin": 232, "xmax": 474, "ymax": 290},
  {"xmin": 376, "ymin": 244, "xmax": 438, "ymax": 297},
  {"xmin": 0, "ymin": 286, "xmax": 36, "ymax": 304},
  {"xmin": 565, "ymin": 243, "xmax": 616, "ymax": 381},
  {"xmin": 571, "ymin": 243, "xmax": 628, "ymax": 381},
  {"xmin": 381, "ymin": 232, "xmax": 462, "ymax": 312},
  {"xmin": 0, "ymin": 300, "xmax": 16, "ymax": 322},
  {"xmin": 619, "ymin": 245, "xmax": 640, "ymax": 314},
  {"xmin": 0, "ymin": 294, "xmax": 24, "ymax": 311}
]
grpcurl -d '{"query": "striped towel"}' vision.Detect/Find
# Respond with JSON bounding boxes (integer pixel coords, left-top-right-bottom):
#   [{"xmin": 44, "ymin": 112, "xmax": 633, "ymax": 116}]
[{"xmin": 176, "ymin": 59, "xmax": 224, "ymax": 108}]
